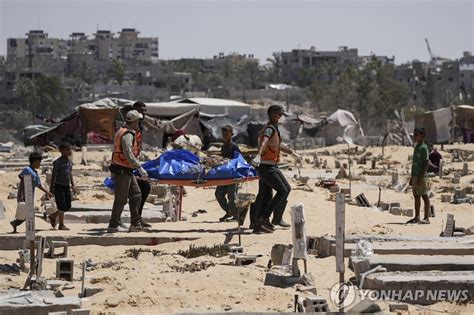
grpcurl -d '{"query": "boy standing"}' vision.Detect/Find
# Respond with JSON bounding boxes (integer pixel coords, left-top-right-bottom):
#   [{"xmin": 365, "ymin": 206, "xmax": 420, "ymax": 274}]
[
  {"xmin": 407, "ymin": 127, "xmax": 431, "ymax": 224},
  {"xmin": 10, "ymin": 152, "xmax": 53, "ymax": 233},
  {"xmin": 49, "ymin": 142, "xmax": 76, "ymax": 230},
  {"xmin": 216, "ymin": 125, "xmax": 241, "ymax": 222}
]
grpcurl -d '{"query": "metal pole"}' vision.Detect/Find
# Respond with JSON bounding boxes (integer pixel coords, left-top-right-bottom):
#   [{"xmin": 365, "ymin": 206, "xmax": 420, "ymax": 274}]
[{"xmin": 335, "ymin": 192, "xmax": 345, "ymax": 313}]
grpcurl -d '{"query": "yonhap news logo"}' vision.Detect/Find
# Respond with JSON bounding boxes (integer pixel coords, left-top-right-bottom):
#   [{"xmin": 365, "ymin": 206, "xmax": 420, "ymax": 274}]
[{"xmin": 330, "ymin": 282, "xmax": 470, "ymax": 309}]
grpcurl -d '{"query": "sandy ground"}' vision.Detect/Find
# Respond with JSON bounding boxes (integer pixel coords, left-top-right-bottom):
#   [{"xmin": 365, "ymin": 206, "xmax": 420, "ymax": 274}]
[{"xmin": 0, "ymin": 144, "xmax": 473, "ymax": 314}]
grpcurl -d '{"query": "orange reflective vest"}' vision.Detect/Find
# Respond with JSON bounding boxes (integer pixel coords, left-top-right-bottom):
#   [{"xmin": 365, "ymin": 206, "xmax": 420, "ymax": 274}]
[
  {"xmin": 134, "ymin": 129, "xmax": 142, "ymax": 156},
  {"xmin": 258, "ymin": 123, "xmax": 281, "ymax": 165},
  {"xmin": 111, "ymin": 127, "xmax": 140, "ymax": 169}
]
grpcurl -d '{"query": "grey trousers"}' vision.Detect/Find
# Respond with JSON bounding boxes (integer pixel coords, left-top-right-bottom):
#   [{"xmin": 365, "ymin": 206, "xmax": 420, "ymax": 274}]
[{"xmin": 109, "ymin": 173, "xmax": 142, "ymax": 227}]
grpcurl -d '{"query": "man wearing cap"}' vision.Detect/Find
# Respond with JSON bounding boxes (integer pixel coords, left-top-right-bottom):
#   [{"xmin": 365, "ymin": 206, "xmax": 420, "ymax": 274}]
[
  {"xmin": 108, "ymin": 110, "xmax": 148, "ymax": 232},
  {"xmin": 407, "ymin": 127, "xmax": 431, "ymax": 224},
  {"xmin": 131, "ymin": 101, "xmax": 152, "ymax": 228},
  {"xmin": 251, "ymin": 105, "xmax": 301, "ymax": 233}
]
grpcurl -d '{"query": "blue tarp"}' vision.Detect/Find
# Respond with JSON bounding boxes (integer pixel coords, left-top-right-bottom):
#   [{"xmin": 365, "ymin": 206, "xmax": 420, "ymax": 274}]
[{"xmin": 104, "ymin": 149, "xmax": 256, "ymax": 190}]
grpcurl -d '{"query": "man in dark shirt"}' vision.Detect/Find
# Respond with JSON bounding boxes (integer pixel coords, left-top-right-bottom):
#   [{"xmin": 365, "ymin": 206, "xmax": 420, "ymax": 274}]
[
  {"xmin": 215, "ymin": 125, "xmax": 241, "ymax": 222},
  {"xmin": 428, "ymin": 144, "xmax": 442, "ymax": 173}
]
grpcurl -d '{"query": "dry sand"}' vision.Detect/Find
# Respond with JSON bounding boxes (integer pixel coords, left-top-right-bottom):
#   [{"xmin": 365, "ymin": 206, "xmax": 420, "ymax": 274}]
[{"xmin": 0, "ymin": 144, "xmax": 473, "ymax": 314}]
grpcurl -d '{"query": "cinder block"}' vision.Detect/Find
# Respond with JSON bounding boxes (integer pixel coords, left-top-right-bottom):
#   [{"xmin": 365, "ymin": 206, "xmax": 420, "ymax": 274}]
[
  {"xmin": 390, "ymin": 207, "xmax": 402, "ymax": 216},
  {"xmin": 234, "ymin": 255, "xmax": 257, "ymax": 266},
  {"xmin": 401, "ymin": 209, "xmax": 414, "ymax": 217},
  {"xmin": 379, "ymin": 202, "xmax": 390, "ymax": 211},
  {"xmin": 452, "ymin": 176, "xmax": 461, "ymax": 184},
  {"xmin": 56, "ymin": 259, "xmax": 74, "ymax": 281},
  {"xmin": 229, "ymin": 246, "xmax": 244, "ymax": 255},
  {"xmin": 340, "ymin": 188, "xmax": 351, "ymax": 195},
  {"xmin": 304, "ymin": 296, "xmax": 328, "ymax": 312},
  {"xmin": 48, "ymin": 240, "xmax": 68, "ymax": 258},
  {"xmin": 441, "ymin": 194, "xmax": 451, "ymax": 203}
]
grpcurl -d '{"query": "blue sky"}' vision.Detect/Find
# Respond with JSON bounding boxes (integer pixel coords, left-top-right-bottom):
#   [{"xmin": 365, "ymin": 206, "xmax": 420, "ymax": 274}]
[{"xmin": 0, "ymin": 0, "xmax": 472, "ymax": 64}]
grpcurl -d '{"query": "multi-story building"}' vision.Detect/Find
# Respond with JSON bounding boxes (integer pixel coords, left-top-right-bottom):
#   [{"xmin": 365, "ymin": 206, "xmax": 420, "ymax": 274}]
[{"xmin": 460, "ymin": 51, "xmax": 474, "ymax": 101}]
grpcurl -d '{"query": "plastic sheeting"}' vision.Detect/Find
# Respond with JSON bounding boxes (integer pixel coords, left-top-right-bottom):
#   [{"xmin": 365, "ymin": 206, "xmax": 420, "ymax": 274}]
[{"xmin": 104, "ymin": 150, "xmax": 256, "ymax": 189}]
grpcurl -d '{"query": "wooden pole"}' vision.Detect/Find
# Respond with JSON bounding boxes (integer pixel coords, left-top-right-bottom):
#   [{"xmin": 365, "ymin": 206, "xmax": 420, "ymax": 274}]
[{"xmin": 335, "ymin": 192, "xmax": 345, "ymax": 313}]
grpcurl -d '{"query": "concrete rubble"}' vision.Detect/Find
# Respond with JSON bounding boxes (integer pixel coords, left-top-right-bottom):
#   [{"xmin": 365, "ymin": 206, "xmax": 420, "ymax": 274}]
[{"xmin": 0, "ymin": 289, "xmax": 81, "ymax": 315}]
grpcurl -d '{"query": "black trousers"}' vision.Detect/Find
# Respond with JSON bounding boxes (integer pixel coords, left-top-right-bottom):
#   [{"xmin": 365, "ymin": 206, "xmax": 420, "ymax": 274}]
[
  {"xmin": 215, "ymin": 184, "xmax": 238, "ymax": 215},
  {"xmin": 250, "ymin": 164, "xmax": 291, "ymax": 225},
  {"xmin": 137, "ymin": 179, "xmax": 151, "ymax": 217},
  {"xmin": 54, "ymin": 184, "xmax": 72, "ymax": 212},
  {"xmin": 250, "ymin": 179, "xmax": 272, "ymax": 226}
]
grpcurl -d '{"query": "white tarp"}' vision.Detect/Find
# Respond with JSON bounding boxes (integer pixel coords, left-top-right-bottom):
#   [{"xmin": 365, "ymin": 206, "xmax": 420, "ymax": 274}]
[{"xmin": 322, "ymin": 109, "xmax": 365, "ymax": 145}]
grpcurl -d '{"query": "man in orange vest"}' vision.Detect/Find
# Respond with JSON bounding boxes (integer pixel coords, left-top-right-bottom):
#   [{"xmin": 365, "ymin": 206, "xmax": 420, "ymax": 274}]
[
  {"xmin": 251, "ymin": 105, "xmax": 301, "ymax": 233},
  {"xmin": 132, "ymin": 101, "xmax": 152, "ymax": 228},
  {"xmin": 108, "ymin": 110, "xmax": 149, "ymax": 233}
]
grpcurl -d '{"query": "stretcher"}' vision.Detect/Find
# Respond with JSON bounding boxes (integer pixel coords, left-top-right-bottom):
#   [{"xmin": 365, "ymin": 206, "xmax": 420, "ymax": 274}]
[{"xmin": 155, "ymin": 176, "xmax": 259, "ymax": 221}]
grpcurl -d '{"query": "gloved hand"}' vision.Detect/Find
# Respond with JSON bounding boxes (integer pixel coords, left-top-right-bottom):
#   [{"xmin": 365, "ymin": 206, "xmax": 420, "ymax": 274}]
[
  {"xmin": 292, "ymin": 152, "xmax": 302, "ymax": 165},
  {"xmin": 252, "ymin": 154, "xmax": 261, "ymax": 167},
  {"xmin": 138, "ymin": 166, "xmax": 149, "ymax": 179}
]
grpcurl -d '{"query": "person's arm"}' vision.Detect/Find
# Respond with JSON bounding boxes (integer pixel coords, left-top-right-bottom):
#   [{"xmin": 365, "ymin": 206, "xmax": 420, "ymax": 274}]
[
  {"xmin": 70, "ymin": 163, "xmax": 76, "ymax": 195},
  {"xmin": 418, "ymin": 146, "xmax": 429, "ymax": 181},
  {"xmin": 280, "ymin": 142, "xmax": 302, "ymax": 163},
  {"xmin": 49, "ymin": 165, "xmax": 57, "ymax": 193},
  {"xmin": 122, "ymin": 133, "xmax": 148, "ymax": 177}
]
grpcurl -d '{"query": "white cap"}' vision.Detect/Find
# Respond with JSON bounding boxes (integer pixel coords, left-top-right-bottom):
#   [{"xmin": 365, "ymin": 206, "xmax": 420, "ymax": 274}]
[{"xmin": 126, "ymin": 110, "xmax": 143, "ymax": 122}]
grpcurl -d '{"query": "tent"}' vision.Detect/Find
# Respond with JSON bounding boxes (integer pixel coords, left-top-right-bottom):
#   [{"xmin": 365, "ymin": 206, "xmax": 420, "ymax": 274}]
[
  {"xmin": 24, "ymin": 97, "xmax": 253, "ymax": 148},
  {"xmin": 415, "ymin": 105, "xmax": 474, "ymax": 143},
  {"xmin": 294, "ymin": 109, "xmax": 364, "ymax": 145},
  {"xmin": 24, "ymin": 99, "xmax": 119, "ymax": 147}
]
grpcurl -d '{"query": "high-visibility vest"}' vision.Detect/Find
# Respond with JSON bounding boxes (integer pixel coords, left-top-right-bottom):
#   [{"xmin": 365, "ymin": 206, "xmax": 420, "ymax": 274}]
[
  {"xmin": 134, "ymin": 129, "xmax": 142, "ymax": 156},
  {"xmin": 258, "ymin": 123, "xmax": 281, "ymax": 165},
  {"xmin": 111, "ymin": 127, "xmax": 140, "ymax": 169}
]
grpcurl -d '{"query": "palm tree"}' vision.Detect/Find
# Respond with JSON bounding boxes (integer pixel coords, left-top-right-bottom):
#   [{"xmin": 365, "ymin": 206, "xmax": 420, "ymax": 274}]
[{"xmin": 266, "ymin": 52, "xmax": 282, "ymax": 82}]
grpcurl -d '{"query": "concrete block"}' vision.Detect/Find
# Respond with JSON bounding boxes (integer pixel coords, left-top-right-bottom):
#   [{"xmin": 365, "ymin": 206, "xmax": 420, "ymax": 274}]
[
  {"xmin": 340, "ymin": 188, "xmax": 351, "ymax": 195},
  {"xmin": 229, "ymin": 246, "xmax": 244, "ymax": 255},
  {"xmin": 401, "ymin": 209, "xmax": 414, "ymax": 217},
  {"xmin": 234, "ymin": 255, "xmax": 257, "ymax": 266},
  {"xmin": 329, "ymin": 186, "xmax": 340, "ymax": 193},
  {"xmin": 270, "ymin": 244, "xmax": 292, "ymax": 266},
  {"xmin": 349, "ymin": 299, "xmax": 381, "ymax": 313},
  {"xmin": 295, "ymin": 284, "xmax": 317, "ymax": 294},
  {"xmin": 47, "ymin": 240, "xmax": 68, "ymax": 258},
  {"xmin": 304, "ymin": 296, "xmax": 328, "ymax": 312},
  {"xmin": 379, "ymin": 202, "xmax": 390, "ymax": 211},
  {"xmin": 390, "ymin": 202, "xmax": 401, "ymax": 209},
  {"xmin": 69, "ymin": 309, "xmax": 90, "ymax": 315},
  {"xmin": 70, "ymin": 309, "xmax": 90, "ymax": 315},
  {"xmin": 56, "ymin": 259, "xmax": 74, "ymax": 282},
  {"xmin": 390, "ymin": 207, "xmax": 402, "ymax": 216},
  {"xmin": 452, "ymin": 176, "xmax": 461, "ymax": 184},
  {"xmin": 466, "ymin": 226, "xmax": 474, "ymax": 235},
  {"xmin": 48, "ymin": 312, "xmax": 67, "ymax": 315},
  {"xmin": 441, "ymin": 194, "xmax": 451, "ymax": 203},
  {"xmin": 306, "ymin": 236, "xmax": 318, "ymax": 255},
  {"xmin": 82, "ymin": 287, "xmax": 102, "ymax": 297},
  {"xmin": 389, "ymin": 304, "xmax": 409, "ymax": 312},
  {"xmin": 351, "ymin": 258, "xmax": 370, "ymax": 282},
  {"xmin": 264, "ymin": 267, "xmax": 309, "ymax": 288}
]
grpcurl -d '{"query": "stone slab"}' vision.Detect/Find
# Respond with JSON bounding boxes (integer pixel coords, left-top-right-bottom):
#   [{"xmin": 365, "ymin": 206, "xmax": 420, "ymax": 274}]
[
  {"xmin": 69, "ymin": 203, "xmax": 163, "ymax": 212},
  {"xmin": 0, "ymin": 235, "xmax": 198, "ymax": 251},
  {"xmin": 330, "ymin": 242, "xmax": 474, "ymax": 257},
  {"xmin": 0, "ymin": 290, "xmax": 80, "ymax": 315},
  {"xmin": 349, "ymin": 255, "xmax": 474, "ymax": 272},
  {"xmin": 363, "ymin": 271, "xmax": 474, "ymax": 305},
  {"xmin": 317, "ymin": 234, "xmax": 472, "ymax": 257},
  {"xmin": 64, "ymin": 209, "xmax": 166, "ymax": 224}
]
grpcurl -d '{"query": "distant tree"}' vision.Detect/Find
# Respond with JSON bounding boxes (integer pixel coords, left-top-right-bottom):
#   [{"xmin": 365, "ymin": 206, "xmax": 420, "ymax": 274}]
[
  {"xmin": 76, "ymin": 61, "xmax": 95, "ymax": 85},
  {"xmin": 266, "ymin": 52, "xmax": 282, "ymax": 82},
  {"xmin": 108, "ymin": 59, "xmax": 127, "ymax": 85},
  {"xmin": 35, "ymin": 75, "xmax": 69, "ymax": 117},
  {"xmin": 16, "ymin": 78, "xmax": 39, "ymax": 123}
]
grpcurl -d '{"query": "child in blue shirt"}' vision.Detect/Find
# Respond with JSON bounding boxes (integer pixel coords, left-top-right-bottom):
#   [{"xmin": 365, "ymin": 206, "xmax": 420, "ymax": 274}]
[{"xmin": 10, "ymin": 152, "xmax": 53, "ymax": 233}]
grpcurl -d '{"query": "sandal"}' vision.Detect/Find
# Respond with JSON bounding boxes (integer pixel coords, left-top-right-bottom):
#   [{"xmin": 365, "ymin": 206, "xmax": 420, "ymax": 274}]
[
  {"xmin": 58, "ymin": 225, "xmax": 70, "ymax": 231},
  {"xmin": 418, "ymin": 219, "xmax": 430, "ymax": 224},
  {"xmin": 406, "ymin": 217, "xmax": 420, "ymax": 224},
  {"xmin": 48, "ymin": 214, "xmax": 57, "ymax": 229}
]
